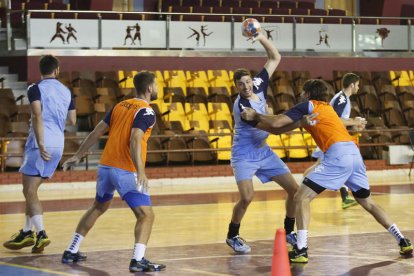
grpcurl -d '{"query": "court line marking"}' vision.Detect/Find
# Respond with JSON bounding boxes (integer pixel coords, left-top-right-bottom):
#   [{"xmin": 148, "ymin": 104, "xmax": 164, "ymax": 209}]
[
  {"xmin": 180, "ymin": 268, "xmax": 232, "ymax": 276},
  {"xmin": 160, "ymin": 253, "xmax": 414, "ymax": 267},
  {"xmin": 0, "ymin": 261, "xmax": 73, "ymax": 276}
]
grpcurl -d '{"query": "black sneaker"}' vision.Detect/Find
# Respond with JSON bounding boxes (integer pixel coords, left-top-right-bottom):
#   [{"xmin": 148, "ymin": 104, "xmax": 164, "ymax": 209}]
[
  {"xmin": 399, "ymin": 238, "xmax": 413, "ymax": 256},
  {"xmin": 31, "ymin": 230, "xmax": 51, "ymax": 253},
  {"xmin": 129, "ymin": 258, "xmax": 166, "ymax": 272},
  {"xmin": 289, "ymin": 245, "xmax": 308, "ymax": 263},
  {"xmin": 61, "ymin": 250, "xmax": 87, "ymax": 263},
  {"xmin": 3, "ymin": 229, "xmax": 35, "ymax": 250}
]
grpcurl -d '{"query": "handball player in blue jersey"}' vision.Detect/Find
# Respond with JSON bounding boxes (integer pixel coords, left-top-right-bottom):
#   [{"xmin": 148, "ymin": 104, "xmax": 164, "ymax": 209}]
[
  {"xmin": 226, "ymin": 32, "xmax": 299, "ymax": 254},
  {"xmin": 3, "ymin": 55, "xmax": 76, "ymax": 253}
]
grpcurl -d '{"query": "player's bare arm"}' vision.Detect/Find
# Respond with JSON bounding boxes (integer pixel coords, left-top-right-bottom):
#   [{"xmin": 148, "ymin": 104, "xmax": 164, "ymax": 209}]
[
  {"xmin": 255, "ymin": 32, "xmax": 281, "ymax": 76},
  {"xmin": 62, "ymin": 120, "xmax": 109, "ymax": 171},
  {"xmin": 241, "ymin": 107, "xmax": 318, "ymax": 134},
  {"xmin": 31, "ymin": 100, "xmax": 51, "ymax": 161},
  {"xmin": 130, "ymin": 128, "xmax": 148, "ymax": 191}
]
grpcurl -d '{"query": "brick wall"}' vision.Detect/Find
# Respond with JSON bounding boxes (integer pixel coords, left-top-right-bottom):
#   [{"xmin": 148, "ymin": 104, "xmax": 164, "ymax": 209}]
[{"xmin": 0, "ymin": 160, "xmax": 411, "ymax": 185}]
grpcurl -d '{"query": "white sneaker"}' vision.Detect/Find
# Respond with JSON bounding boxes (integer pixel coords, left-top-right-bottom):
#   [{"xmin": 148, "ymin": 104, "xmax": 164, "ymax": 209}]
[{"xmin": 226, "ymin": 235, "xmax": 251, "ymax": 254}]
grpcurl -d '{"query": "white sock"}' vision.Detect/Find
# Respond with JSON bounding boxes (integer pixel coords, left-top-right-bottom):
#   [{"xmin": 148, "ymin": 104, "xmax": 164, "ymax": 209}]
[
  {"xmin": 67, "ymin": 233, "xmax": 84, "ymax": 253},
  {"xmin": 388, "ymin": 224, "xmax": 404, "ymax": 242},
  {"xmin": 341, "ymin": 185, "xmax": 348, "ymax": 191},
  {"xmin": 23, "ymin": 215, "xmax": 33, "ymax": 232},
  {"xmin": 133, "ymin": 243, "xmax": 146, "ymax": 261},
  {"xmin": 31, "ymin": 215, "xmax": 44, "ymax": 233},
  {"xmin": 297, "ymin": 230, "xmax": 308, "ymax": 249}
]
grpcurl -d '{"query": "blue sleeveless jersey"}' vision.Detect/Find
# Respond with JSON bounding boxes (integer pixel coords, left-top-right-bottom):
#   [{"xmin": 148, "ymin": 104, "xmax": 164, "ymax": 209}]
[
  {"xmin": 26, "ymin": 78, "xmax": 72, "ymax": 149},
  {"xmin": 232, "ymin": 68, "xmax": 270, "ymax": 157}
]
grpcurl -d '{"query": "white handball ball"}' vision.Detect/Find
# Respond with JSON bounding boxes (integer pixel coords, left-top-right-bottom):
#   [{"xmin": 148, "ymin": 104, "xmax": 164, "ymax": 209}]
[{"xmin": 241, "ymin": 18, "xmax": 261, "ymax": 38}]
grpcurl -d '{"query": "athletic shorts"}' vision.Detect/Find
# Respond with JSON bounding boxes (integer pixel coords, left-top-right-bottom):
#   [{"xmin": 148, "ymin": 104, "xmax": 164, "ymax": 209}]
[
  {"xmin": 306, "ymin": 142, "xmax": 369, "ymax": 192},
  {"xmin": 19, "ymin": 147, "xmax": 63, "ymax": 178},
  {"xmin": 231, "ymin": 145, "xmax": 290, "ymax": 183},
  {"xmin": 311, "ymin": 146, "xmax": 324, "ymax": 160},
  {"xmin": 96, "ymin": 165, "xmax": 151, "ymax": 208}
]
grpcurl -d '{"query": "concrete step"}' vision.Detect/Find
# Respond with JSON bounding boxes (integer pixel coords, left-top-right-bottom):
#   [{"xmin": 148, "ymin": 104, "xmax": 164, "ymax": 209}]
[
  {"xmin": 0, "ymin": 66, "xmax": 8, "ymax": 74},
  {"xmin": 0, "ymin": 74, "xmax": 18, "ymax": 82},
  {"xmin": 3, "ymin": 81, "xmax": 27, "ymax": 90},
  {"xmin": 13, "ymin": 38, "xmax": 26, "ymax": 50}
]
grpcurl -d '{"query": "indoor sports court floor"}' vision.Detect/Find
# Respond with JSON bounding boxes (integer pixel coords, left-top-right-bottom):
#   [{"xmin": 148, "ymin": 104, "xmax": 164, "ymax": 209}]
[{"xmin": 0, "ymin": 170, "xmax": 413, "ymax": 275}]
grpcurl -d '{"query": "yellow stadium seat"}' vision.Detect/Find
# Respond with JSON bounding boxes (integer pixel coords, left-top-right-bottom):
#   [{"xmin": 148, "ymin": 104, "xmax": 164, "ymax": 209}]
[
  {"xmin": 185, "ymin": 103, "xmax": 210, "ymax": 132},
  {"xmin": 164, "ymin": 70, "xmax": 187, "ymax": 96},
  {"xmin": 284, "ymin": 129, "xmax": 309, "ymax": 159},
  {"xmin": 164, "ymin": 102, "xmax": 191, "ymax": 131},
  {"xmin": 207, "ymin": 69, "xmax": 231, "ymax": 94},
  {"xmin": 209, "ymin": 128, "xmax": 232, "ymax": 161},
  {"xmin": 266, "ymin": 134, "xmax": 287, "ymax": 159},
  {"xmin": 390, "ymin": 70, "xmax": 411, "ymax": 87},
  {"xmin": 208, "ymin": 102, "xmax": 233, "ymax": 129}
]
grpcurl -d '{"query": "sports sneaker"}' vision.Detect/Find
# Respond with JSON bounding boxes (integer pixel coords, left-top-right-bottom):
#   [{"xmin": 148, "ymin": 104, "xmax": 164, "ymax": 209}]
[
  {"xmin": 342, "ymin": 197, "xmax": 358, "ymax": 209},
  {"xmin": 129, "ymin": 258, "xmax": 166, "ymax": 272},
  {"xmin": 61, "ymin": 250, "xmax": 87, "ymax": 263},
  {"xmin": 399, "ymin": 238, "xmax": 413, "ymax": 256},
  {"xmin": 289, "ymin": 245, "xmax": 308, "ymax": 263},
  {"xmin": 286, "ymin": 232, "xmax": 297, "ymax": 247},
  {"xmin": 31, "ymin": 230, "xmax": 51, "ymax": 253},
  {"xmin": 226, "ymin": 235, "xmax": 251, "ymax": 254},
  {"xmin": 3, "ymin": 229, "xmax": 35, "ymax": 250}
]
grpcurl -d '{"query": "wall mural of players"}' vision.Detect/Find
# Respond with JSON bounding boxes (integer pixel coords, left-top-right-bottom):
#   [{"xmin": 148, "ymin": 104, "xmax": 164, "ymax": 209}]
[
  {"xmin": 50, "ymin": 22, "xmax": 78, "ymax": 44},
  {"xmin": 376, "ymin": 27, "xmax": 390, "ymax": 47},
  {"xmin": 124, "ymin": 23, "xmax": 142, "ymax": 45},
  {"xmin": 187, "ymin": 25, "xmax": 213, "ymax": 46},
  {"xmin": 316, "ymin": 26, "xmax": 330, "ymax": 48}
]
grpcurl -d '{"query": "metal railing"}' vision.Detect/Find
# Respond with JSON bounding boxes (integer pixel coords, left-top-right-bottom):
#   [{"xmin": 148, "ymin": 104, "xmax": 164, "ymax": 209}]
[
  {"xmin": 3, "ymin": 8, "xmax": 414, "ymax": 53},
  {"xmin": 0, "ymin": 127, "xmax": 412, "ymax": 172}
]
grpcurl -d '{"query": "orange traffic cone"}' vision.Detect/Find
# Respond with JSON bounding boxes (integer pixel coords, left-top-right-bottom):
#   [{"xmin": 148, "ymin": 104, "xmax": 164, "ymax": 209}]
[{"xmin": 271, "ymin": 228, "xmax": 291, "ymax": 276}]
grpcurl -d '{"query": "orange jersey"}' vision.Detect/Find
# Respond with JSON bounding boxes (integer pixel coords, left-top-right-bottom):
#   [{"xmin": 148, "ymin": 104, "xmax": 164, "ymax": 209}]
[
  {"xmin": 303, "ymin": 100, "xmax": 355, "ymax": 152},
  {"xmin": 100, "ymin": 98, "xmax": 154, "ymax": 172}
]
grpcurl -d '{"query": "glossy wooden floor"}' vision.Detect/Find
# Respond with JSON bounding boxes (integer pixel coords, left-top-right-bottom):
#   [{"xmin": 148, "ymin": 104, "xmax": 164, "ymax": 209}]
[{"xmin": 0, "ymin": 171, "xmax": 413, "ymax": 275}]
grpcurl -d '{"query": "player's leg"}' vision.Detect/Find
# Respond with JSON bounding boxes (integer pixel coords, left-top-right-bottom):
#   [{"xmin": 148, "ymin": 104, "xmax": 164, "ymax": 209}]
[
  {"xmin": 3, "ymin": 174, "xmax": 41, "ymax": 251},
  {"xmin": 61, "ymin": 199, "xmax": 111, "ymax": 263},
  {"xmin": 340, "ymin": 185, "xmax": 357, "ymax": 209},
  {"xmin": 271, "ymin": 172, "xmax": 298, "ymax": 245},
  {"xmin": 123, "ymin": 187, "xmax": 165, "ymax": 271},
  {"xmin": 22, "ymin": 174, "xmax": 50, "ymax": 253},
  {"xmin": 226, "ymin": 179, "xmax": 254, "ymax": 254},
  {"xmin": 348, "ymin": 153, "xmax": 413, "ymax": 256},
  {"xmin": 353, "ymin": 189, "xmax": 413, "ymax": 256},
  {"xmin": 129, "ymin": 204, "xmax": 165, "ymax": 272},
  {"xmin": 62, "ymin": 166, "xmax": 114, "ymax": 263},
  {"xmin": 258, "ymin": 148, "xmax": 298, "ymax": 245},
  {"xmin": 288, "ymin": 178, "xmax": 322, "ymax": 263},
  {"xmin": 226, "ymin": 156, "xmax": 258, "ymax": 254}
]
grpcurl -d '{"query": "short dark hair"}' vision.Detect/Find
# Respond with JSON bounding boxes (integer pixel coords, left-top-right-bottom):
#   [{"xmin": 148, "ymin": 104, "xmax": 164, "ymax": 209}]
[
  {"xmin": 233, "ymin": 68, "xmax": 251, "ymax": 85},
  {"xmin": 303, "ymin": 79, "xmax": 329, "ymax": 101},
  {"xmin": 133, "ymin": 71, "xmax": 156, "ymax": 95},
  {"xmin": 39, "ymin": 55, "xmax": 59, "ymax": 76},
  {"xmin": 342, "ymin": 73, "xmax": 360, "ymax": 89}
]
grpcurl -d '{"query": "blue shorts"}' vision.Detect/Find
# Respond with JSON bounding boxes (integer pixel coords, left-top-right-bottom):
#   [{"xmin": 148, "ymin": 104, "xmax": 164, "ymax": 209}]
[
  {"xmin": 96, "ymin": 165, "xmax": 151, "ymax": 208},
  {"xmin": 311, "ymin": 146, "xmax": 324, "ymax": 160},
  {"xmin": 306, "ymin": 142, "xmax": 369, "ymax": 192},
  {"xmin": 19, "ymin": 147, "xmax": 63, "ymax": 178},
  {"xmin": 231, "ymin": 145, "xmax": 290, "ymax": 183}
]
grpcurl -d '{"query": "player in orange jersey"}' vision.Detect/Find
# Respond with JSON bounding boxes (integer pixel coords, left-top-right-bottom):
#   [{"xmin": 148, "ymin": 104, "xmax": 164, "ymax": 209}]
[
  {"xmin": 61, "ymin": 71, "xmax": 166, "ymax": 272},
  {"xmin": 241, "ymin": 79, "xmax": 413, "ymax": 263}
]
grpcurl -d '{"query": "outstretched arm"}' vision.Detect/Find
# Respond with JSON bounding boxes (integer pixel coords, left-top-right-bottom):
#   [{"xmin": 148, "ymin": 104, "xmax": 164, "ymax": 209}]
[
  {"xmin": 255, "ymin": 32, "xmax": 281, "ymax": 76},
  {"xmin": 241, "ymin": 107, "xmax": 318, "ymax": 135},
  {"xmin": 62, "ymin": 120, "xmax": 109, "ymax": 170}
]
